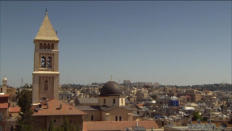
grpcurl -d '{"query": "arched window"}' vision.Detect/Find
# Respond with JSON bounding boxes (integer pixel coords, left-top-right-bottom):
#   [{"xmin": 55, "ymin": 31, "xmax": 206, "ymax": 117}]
[
  {"xmin": 40, "ymin": 43, "xmax": 43, "ymax": 49},
  {"xmin": 41, "ymin": 56, "xmax": 46, "ymax": 68},
  {"xmin": 41, "ymin": 97, "xmax": 47, "ymax": 101},
  {"xmin": 47, "ymin": 44, "xmax": 50, "ymax": 49},
  {"xmin": 91, "ymin": 115, "xmax": 94, "ymax": 121},
  {"xmin": 43, "ymin": 43, "xmax": 46, "ymax": 49},
  {"xmin": 47, "ymin": 56, "xmax": 52, "ymax": 68},
  {"xmin": 119, "ymin": 116, "xmax": 122, "ymax": 121},
  {"xmin": 113, "ymin": 99, "xmax": 116, "ymax": 104},
  {"xmin": 51, "ymin": 44, "xmax": 54, "ymax": 49},
  {"xmin": 115, "ymin": 116, "xmax": 118, "ymax": 121},
  {"xmin": 44, "ymin": 80, "xmax": 48, "ymax": 91},
  {"xmin": 104, "ymin": 99, "xmax": 106, "ymax": 104}
]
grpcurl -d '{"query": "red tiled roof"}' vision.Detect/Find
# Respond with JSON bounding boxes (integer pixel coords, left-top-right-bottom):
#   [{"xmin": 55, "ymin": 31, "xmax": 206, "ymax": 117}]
[
  {"xmin": 83, "ymin": 120, "xmax": 159, "ymax": 131},
  {"xmin": 0, "ymin": 103, "xmax": 8, "ymax": 109},
  {"xmin": 0, "ymin": 94, "xmax": 9, "ymax": 97},
  {"xmin": 9, "ymin": 106, "xmax": 20, "ymax": 113},
  {"xmin": 33, "ymin": 99, "xmax": 85, "ymax": 116},
  {"xmin": 137, "ymin": 103, "xmax": 144, "ymax": 106}
]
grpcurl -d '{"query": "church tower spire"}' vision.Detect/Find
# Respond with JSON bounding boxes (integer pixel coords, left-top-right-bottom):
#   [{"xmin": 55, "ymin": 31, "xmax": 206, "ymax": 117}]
[
  {"xmin": 32, "ymin": 11, "xmax": 60, "ymax": 104},
  {"xmin": 45, "ymin": 8, "xmax": 48, "ymax": 15},
  {"xmin": 34, "ymin": 10, "xmax": 59, "ymax": 41}
]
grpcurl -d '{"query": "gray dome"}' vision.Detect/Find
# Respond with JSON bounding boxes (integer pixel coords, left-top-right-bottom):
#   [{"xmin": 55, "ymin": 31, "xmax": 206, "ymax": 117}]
[{"xmin": 100, "ymin": 81, "xmax": 121, "ymax": 96}]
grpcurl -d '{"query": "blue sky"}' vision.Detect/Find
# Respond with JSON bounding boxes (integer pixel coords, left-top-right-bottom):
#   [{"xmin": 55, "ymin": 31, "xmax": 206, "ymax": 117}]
[{"xmin": 0, "ymin": 1, "xmax": 231, "ymax": 87}]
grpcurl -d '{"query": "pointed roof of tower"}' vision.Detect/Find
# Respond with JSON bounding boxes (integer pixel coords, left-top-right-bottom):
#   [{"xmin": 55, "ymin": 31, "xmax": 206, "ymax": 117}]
[{"xmin": 34, "ymin": 10, "xmax": 59, "ymax": 41}]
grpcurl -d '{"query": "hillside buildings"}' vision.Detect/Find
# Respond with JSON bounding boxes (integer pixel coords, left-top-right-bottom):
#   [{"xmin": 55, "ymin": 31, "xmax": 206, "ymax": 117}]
[
  {"xmin": 77, "ymin": 81, "xmax": 137, "ymax": 121},
  {"xmin": 3, "ymin": 9, "xmax": 232, "ymax": 131},
  {"xmin": 29, "ymin": 10, "xmax": 159, "ymax": 131}
]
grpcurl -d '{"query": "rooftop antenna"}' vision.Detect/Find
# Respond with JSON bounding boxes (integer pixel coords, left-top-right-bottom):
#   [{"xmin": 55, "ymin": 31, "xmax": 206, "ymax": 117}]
[
  {"xmin": 110, "ymin": 75, "xmax": 112, "ymax": 81},
  {"xmin": 21, "ymin": 77, "xmax": 24, "ymax": 87}
]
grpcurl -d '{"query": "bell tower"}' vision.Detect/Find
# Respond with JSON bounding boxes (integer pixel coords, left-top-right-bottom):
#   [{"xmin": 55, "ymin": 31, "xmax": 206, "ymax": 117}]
[{"xmin": 32, "ymin": 10, "xmax": 60, "ymax": 104}]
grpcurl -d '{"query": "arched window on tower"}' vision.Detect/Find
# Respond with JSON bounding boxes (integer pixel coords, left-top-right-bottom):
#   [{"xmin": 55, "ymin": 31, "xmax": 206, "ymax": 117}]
[
  {"xmin": 51, "ymin": 44, "xmax": 54, "ymax": 49},
  {"xmin": 47, "ymin": 56, "xmax": 52, "ymax": 68},
  {"xmin": 43, "ymin": 43, "xmax": 46, "ymax": 49},
  {"xmin": 47, "ymin": 44, "xmax": 50, "ymax": 49},
  {"xmin": 40, "ymin": 43, "xmax": 43, "ymax": 49},
  {"xmin": 113, "ymin": 99, "xmax": 116, "ymax": 105},
  {"xmin": 44, "ymin": 80, "xmax": 48, "ymax": 91},
  {"xmin": 91, "ymin": 115, "xmax": 94, "ymax": 121},
  {"xmin": 115, "ymin": 116, "xmax": 118, "ymax": 121},
  {"xmin": 41, "ymin": 56, "xmax": 46, "ymax": 68},
  {"xmin": 119, "ymin": 116, "xmax": 122, "ymax": 121}
]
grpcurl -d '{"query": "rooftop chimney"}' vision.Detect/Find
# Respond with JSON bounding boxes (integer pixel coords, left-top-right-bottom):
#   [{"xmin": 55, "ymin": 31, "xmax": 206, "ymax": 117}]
[{"xmin": 56, "ymin": 104, "xmax": 62, "ymax": 110}]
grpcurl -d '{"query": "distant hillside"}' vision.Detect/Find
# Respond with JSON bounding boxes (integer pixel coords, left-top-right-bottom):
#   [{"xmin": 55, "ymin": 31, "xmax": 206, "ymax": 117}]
[{"xmin": 190, "ymin": 84, "xmax": 232, "ymax": 91}]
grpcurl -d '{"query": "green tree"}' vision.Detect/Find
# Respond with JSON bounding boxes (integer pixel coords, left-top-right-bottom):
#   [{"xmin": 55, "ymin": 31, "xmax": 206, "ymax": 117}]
[
  {"xmin": 74, "ymin": 97, "xmax": 80, "ymax": 106},
  {"xmin": 202, "ymin": 117, "xmax": 208, "ymax": 121},
  {"xmin": 44, "ymin": 118, "xmax": 80, "ymax": 131},
  {"xmin": 150, "ymin": 94, "xmax": 157, "ymax": 100},
  {"xmin": 16, "ymin": 89, "xmax": 33, "ymax": 131},
  {"xmin": 48, "ymin": 120, "xmax": 55, "ymax": 131},
  {"xmin": 56, "ymin": 118, "xmax": 78, "ymax": 131},
  {"xmin": 63, "ymin": 118, "xmax": 77, "ymax": 131},
  {"xmin": 19, "ymin": 83, "xmax": 32, "ymax": 89},
  {"xmin": 192, "ymin": 111, "xmax": 202, "ymax": 121}
]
